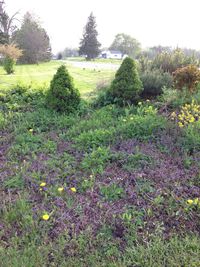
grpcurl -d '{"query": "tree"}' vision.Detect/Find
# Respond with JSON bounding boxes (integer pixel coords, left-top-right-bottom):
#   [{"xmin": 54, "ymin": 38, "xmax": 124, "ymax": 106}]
[
  {"xmin": 57, "ymin": 52, "xmax": 62, "ymax": 60},
  {"xmin": 14, "ymin": 12, "xmax": 51, "ymax": 63},
  {"xmin": 62, "ymin": 47, "xmax": 79, "ymax": 58},
  {"xmin": 109, "ymin": 33, "xmax": 141, "ymax": 58},
  {"xmin": 0, "ymin": 43, "xmax": 22, "ymax": 73},
  {"xmin": 79, "ymin": 12, "xmax": 101, "ymax": 60},
  {"xmin": 0, "ymin": 1, "xmax": 18, "ymax": 44},
  {"xmin": 110, "ymin": 57, "xmax": 143, "ymax": 104},
  {"xmin": 46, "ymin": 65, "xmax": 80, "ymax": 113}
]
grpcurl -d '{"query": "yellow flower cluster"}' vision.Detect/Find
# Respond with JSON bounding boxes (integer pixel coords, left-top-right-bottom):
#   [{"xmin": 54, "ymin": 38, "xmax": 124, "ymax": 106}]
[
  {"xmin": 186, "ymin": 197, "xmax": 200, "ymax": 206},
  {"xmin": 171, "ymin": 100, "xmax": 200, "ymax": 128},
  {"xmin": 39, "ymin": 182, "xmax": 77, "ymax": 193}
]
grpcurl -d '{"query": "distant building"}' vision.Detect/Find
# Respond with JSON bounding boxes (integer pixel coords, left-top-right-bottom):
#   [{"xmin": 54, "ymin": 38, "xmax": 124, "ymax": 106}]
[{"xmin": 101, "ymin": 50, "xmax": 123, "ymax": 59}]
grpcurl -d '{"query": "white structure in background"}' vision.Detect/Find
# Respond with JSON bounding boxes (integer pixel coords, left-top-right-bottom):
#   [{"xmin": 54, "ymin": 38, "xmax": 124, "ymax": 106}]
[{"xmin": 101, "ymin": 50, "xmax": 123, "ymax": 59}]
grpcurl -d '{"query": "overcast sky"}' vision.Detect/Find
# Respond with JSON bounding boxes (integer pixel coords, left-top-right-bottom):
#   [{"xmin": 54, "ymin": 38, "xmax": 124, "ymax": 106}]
[{"xmin": 5, "ymin": 0, "xmax": 200, "ymax": 53}]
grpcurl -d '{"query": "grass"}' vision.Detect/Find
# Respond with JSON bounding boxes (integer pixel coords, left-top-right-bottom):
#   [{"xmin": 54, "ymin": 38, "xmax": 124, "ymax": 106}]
[
  {"xmin": 1, "ymin": 63, "xmax": 200, "ymax": 266},
  {"xmin": 0, "ymin": 60, "xmax": 115, "ymax": 97}
]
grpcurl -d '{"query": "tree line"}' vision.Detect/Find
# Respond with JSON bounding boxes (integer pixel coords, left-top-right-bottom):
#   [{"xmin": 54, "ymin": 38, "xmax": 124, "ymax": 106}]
[{"xmin": 0, "ymin": 1, "xmax": 200, "ymax": 69}]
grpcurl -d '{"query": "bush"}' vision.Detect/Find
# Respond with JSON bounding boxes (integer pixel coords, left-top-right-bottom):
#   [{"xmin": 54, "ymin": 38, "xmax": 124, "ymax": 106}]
[
  {"xmin": 0, "ymin": 44, "xmax": 22, "ymax": 74},
  {"xmin": 93, "ymin": 86, "xmax": 114, "ymax": 107},
  {"xmin": 110, "ymin": 57, "xmax": 143, "ymax": 105},
  {"xmin": 140, "ymin": 70, "xmax": 173, "ymax": 97},
  {"xmin": 173, "ymin": 64, "xmax": 200, "ymax": 92},
  {"xmin": 3, "ymin": 56, "xmax": 15, "ymax": 74},
  {"xmin": 46, "ymin": 65, "xmax": 80, "ymax": 112}
]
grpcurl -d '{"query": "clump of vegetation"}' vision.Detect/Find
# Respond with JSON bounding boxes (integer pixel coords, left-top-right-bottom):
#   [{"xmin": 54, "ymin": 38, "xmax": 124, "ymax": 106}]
[
  {"xmin": 140, "ymin": 69, "xmax": 173, "ymax": 97},
  {"xmin": 0, "ymin": 44, "xmax": 22, "ymax": 74},
  {"xmin": 152, "ymin": 48, "xmax": 197, "ymax": 74},
  {"xmin": 46, "ymin": 65, "xmax": 80, "ymax": 112},
  {"xmin": 171, "ymin": 100, "xmax": 200, "ymax": 128},
  {"xmin": 110, "ymin": 57, "xmax": 143, "ymax": 104},
  {"xmin": 173, "ymin": 64, "xmax": 200, "ymax": 92}
]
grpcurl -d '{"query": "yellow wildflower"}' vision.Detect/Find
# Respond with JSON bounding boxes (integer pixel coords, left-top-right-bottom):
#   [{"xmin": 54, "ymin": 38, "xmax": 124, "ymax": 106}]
[
  {"xmin": 42, "ymin": 214, "xmax": 50, "ymax": 221},
  {"xmin": 187, "ymin": 199, "xmax": 193, "ymax": 205},
  {"xmin": 40, "ymin": 182, "xmax": 46, "ymax": 187},
  {"xmin": 29, "ymin": 129, "xmax": 33, "ymax": 133},
  {"xmin": 194, "ymin": 198, "xmax": 199, "ymax": 205},
  {"xmin": 178, "ymin": 122, "xmax": 184, "ymax": 128},
  {"xmin": 138, "ymin": 102, "xmax": 142, "ymax": 105},
  {"xmin": 122, "ymin": 119, "xmax": 127, "ymax": 122},
  {"xmin": 58, "ymin": 187, "xmax": 64, "ymax": 192},
  {"xmin": 189, "ymin": 116, "xmax": 195, "ymax": 123},
  {"xmin": 70, "ymin": 187, "xmax": 76, "ymax": 193}
]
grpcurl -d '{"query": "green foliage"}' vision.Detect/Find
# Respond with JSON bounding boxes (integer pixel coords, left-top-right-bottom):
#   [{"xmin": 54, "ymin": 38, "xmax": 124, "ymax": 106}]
[
  {"xmin": 3, "ymin": 56, "xmax": 15, "ymax": 74},
  {"xmin": 100, "ymin": 183, "xmax": 124, "ymax": 201},
  {"xmin": 93, "ymin": 86, "xmax": 115, "ymax": 107},
  {"xmin": 123, "ymin": 151, "xmax": 153, "ymax": 172},
  {"xmin": 152, "ymin": 48, "xmax": 197, "ymax": 74},
  {"xmin": 109, "ymin": 33, "xmax": 141, "ymax": 58},
  {"xmin": 110, "ymin": 57, "xmax": 143, "ymax": 104},
  {"xmin": 158, "ymin": 87, "xmax": 200, "ymax": 109},
  {"xmin": 117, "ymin": 113, "xmax": 166, "ymax": 141},
  {"xmin": 81, "ymin": 146, "xmax": 110, "ymax": 174},
  {"xmin": 3, "ymin": 174, "xmax": 25, "ymax": 189},
  {"xmin": 74, "ymin": 127, "xmax": 116, "ymax": 150},
  {"xmin": 46, "ymin": 65, "xmax": 80, "ymax": 113},
  {"xmin": 2, "ymin": 196, "xmax": 33, "ymax": 229},
  {"xmin": 79, "ymin": 12, "xmax": 101, "ymax": 60},
  {"xmin": 173, "ymin": 64, "xmax": 200, "ymax": 92},
  {"xmin": 181, "ymin": 121, "xmax": 200, "ymax": 153},
  {"xmin": 140, "ymin": 70, "xmax": 173, "ymax": 97}
]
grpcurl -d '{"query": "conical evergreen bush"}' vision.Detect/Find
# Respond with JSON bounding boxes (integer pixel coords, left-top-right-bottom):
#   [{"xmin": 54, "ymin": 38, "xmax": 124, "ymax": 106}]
[
  {"xmin": 110, "ymin": 57, "xmax": 143, "ymax": 104},
  {"xmin": 46, "ymin": 65, "xmax": 80, "ymax": 112}
]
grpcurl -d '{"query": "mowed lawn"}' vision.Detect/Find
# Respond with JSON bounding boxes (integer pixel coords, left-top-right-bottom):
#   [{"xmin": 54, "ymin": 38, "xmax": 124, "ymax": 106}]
[{"xmin": 0, "ymin": 60, "xmax": 116, "ymax": 97}]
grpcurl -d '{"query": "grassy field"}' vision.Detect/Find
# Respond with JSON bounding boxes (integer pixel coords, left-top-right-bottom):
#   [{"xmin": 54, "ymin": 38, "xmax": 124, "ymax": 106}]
[
  {"xmin": 1, "ymin": 63, "xmax": 200, "ymax": 266},
  {"xmin": 0, "ymin": 60, "xmax": 116, "ymax": 97}
]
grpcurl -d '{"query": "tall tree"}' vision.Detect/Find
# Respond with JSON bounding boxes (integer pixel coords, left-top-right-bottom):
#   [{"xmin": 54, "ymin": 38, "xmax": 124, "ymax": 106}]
[
  {"xmin": 0, "ymin": 1, "xmax": 18, "ymax": 44},
  {"xmin": 79, "ymin": 12, "xmax": 101, "ymax": 60},
  {"xmin": 110, "ymin": 33, "xmax": 141, "ymax": 58},
  {"xmin": 14, "ymin": 12, "xmax": 51, "ymax": 64}
]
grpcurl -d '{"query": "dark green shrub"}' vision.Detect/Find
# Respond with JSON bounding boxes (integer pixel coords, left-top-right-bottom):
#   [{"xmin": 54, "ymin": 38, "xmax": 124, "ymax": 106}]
[
  {"xmin": 140, "ymin": 70, "xmax": 173, "ymax": 97},
  {"xmin": 93, "ymin": 86, "xmax": 114, "ymax": 107},
  {"xmin": 110, "ymin": 57, "xmax": 143, "ymax": 104},
  {"xmin": 46, "ymin": 65, "xmax": 80, "ymax": 112},
  {"xmin": 3, "ymin": 56, "xmax": 15, "ymax": 74}
]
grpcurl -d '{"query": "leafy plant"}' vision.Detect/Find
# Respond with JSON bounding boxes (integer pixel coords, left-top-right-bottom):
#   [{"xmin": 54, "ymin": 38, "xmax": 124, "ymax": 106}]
[
  {"xmin": 81, "ymin": 146, "xmax": 110, "ymax": 174},
  {"xmin": 100, "ymin": 183, "xmax": 124, "ymax": 201}
]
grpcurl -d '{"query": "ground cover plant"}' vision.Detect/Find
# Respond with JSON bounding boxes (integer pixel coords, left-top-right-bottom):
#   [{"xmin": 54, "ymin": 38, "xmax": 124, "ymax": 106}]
[{"xmin": 1, "ymin": 63, "xmax": 200, "ymax": 266}]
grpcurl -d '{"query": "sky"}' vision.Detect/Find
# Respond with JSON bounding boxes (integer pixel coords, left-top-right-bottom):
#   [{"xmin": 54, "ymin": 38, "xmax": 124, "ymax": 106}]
[{"xmin": 5, "ymin": 0, "xmax": 200, "ymax": 54}]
